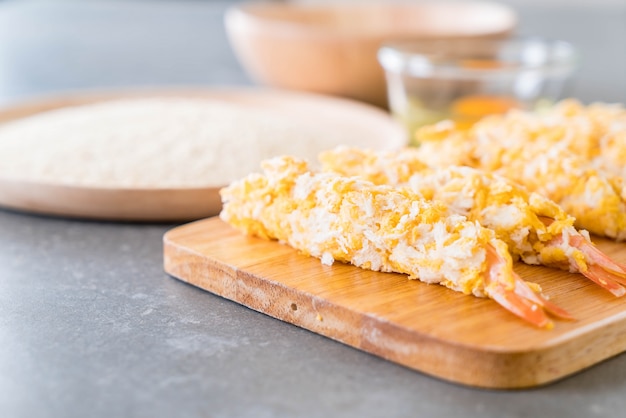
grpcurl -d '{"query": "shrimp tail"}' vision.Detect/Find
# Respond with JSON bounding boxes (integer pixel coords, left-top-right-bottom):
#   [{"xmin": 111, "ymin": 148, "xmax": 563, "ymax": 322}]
[
  {"xmin": 485, "ymin": 244, "xmax": 573, "ymax": 328},
  {"xmin": 539, "ymin": 217, "xmax": 626, "ymax": 296},
  {"xmin": 513, "ymin": 279, "xmax": 576, "ymax": 321},
  {"xmin": 488, "ymin": 282, "xmax": 554, "ymax": 328},
  {"xmin": 569, "ymin": 234, "xmax": 626, "ymax": 295},
  {"xmin": 581, "ymin": 265, "xmax": 626, "ymax": 297}
]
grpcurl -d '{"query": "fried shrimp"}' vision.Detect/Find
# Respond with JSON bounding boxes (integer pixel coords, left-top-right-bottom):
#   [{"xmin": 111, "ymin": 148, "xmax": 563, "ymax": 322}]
[
  {"xmin": 412, "ymin": 101, "xmax": 626, "ymax": 241},
  {"xmin": 320, "ymin": 146, "xmax": 626, "ymax": 297},
  {"xmin": 220, "ymin": 155, "xmax": 572, "ymax": 328}
]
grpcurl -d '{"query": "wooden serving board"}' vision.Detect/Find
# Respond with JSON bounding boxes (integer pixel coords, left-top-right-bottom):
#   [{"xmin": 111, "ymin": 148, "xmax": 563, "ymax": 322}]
[{"xmin": 163, "ymin": 217, "xmax": 626, "ymax": 389}]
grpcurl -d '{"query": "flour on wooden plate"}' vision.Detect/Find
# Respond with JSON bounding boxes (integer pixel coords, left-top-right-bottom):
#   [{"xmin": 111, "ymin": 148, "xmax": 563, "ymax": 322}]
[{"xmin": 0, "ymin": 98, "xmax": 382, "ymax": 188}]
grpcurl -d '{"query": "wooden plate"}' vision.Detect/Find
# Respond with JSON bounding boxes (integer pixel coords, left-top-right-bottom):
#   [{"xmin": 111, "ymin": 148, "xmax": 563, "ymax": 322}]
[{"xmin": 0, "ymin": 87, "xmax": 407, "ymax": 222}]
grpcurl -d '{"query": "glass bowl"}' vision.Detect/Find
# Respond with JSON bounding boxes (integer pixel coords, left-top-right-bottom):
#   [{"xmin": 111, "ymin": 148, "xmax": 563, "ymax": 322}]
[{"xmin": 378, "ymin": 37, "xmax": 579, "ymax": 145}]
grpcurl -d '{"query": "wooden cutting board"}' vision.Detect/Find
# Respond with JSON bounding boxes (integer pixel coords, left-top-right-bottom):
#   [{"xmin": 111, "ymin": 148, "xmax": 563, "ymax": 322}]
[{"xmin": 163, "ymin": 216, "xmax": 626, "ymax": 389}]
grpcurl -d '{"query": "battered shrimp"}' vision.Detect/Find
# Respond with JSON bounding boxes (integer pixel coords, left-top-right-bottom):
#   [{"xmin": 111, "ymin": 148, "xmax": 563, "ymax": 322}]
[
  {"xmin": 320, "ymin": 146, "xmax": 626, "ymax": 297},
  {"xmin": 220, "ymin": 155, "xmax": 572, "ymax": 328}
]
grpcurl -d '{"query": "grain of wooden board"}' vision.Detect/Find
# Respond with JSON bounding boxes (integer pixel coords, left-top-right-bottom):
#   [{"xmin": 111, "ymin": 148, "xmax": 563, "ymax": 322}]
[{"xmin": 163, "ymin": 216, "xmax": 626, "ymax": 389}]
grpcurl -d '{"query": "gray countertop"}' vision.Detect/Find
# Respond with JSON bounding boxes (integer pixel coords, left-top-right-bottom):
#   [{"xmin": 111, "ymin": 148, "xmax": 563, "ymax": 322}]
[{"xmin": 1, "ymin": 1, "xmax": 626, "ymax": 417}]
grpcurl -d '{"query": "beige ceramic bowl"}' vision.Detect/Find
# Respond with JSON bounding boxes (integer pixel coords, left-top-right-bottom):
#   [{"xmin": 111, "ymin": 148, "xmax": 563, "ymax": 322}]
[{"xmin": 225, "ymin": 1, "xmax": 517, "ymax": 108}]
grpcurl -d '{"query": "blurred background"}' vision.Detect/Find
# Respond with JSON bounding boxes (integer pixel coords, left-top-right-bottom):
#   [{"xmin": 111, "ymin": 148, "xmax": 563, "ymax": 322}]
[{"xmin": 0, "ymin": 0, "xmax": 623, "ymax": 107}]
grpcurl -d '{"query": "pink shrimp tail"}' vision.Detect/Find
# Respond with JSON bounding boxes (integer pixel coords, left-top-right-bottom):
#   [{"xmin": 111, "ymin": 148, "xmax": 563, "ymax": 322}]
[
  {"xmin": 485, "ymin": 245, "xmax": 574, "ymax": 329},
  {"xmin": 539, "ymin": 215, "xmax": 626, "ymax": 297},
  {"xmin": 569, "ymin": 234, "xmax": 626, "ymax": 296}
]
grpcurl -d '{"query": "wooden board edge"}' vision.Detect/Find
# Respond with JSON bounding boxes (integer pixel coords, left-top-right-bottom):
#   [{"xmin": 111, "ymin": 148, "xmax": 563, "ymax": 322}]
[{"xmin": 356, "ymin": 312, "xmax": 626, "ymax": 389}]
